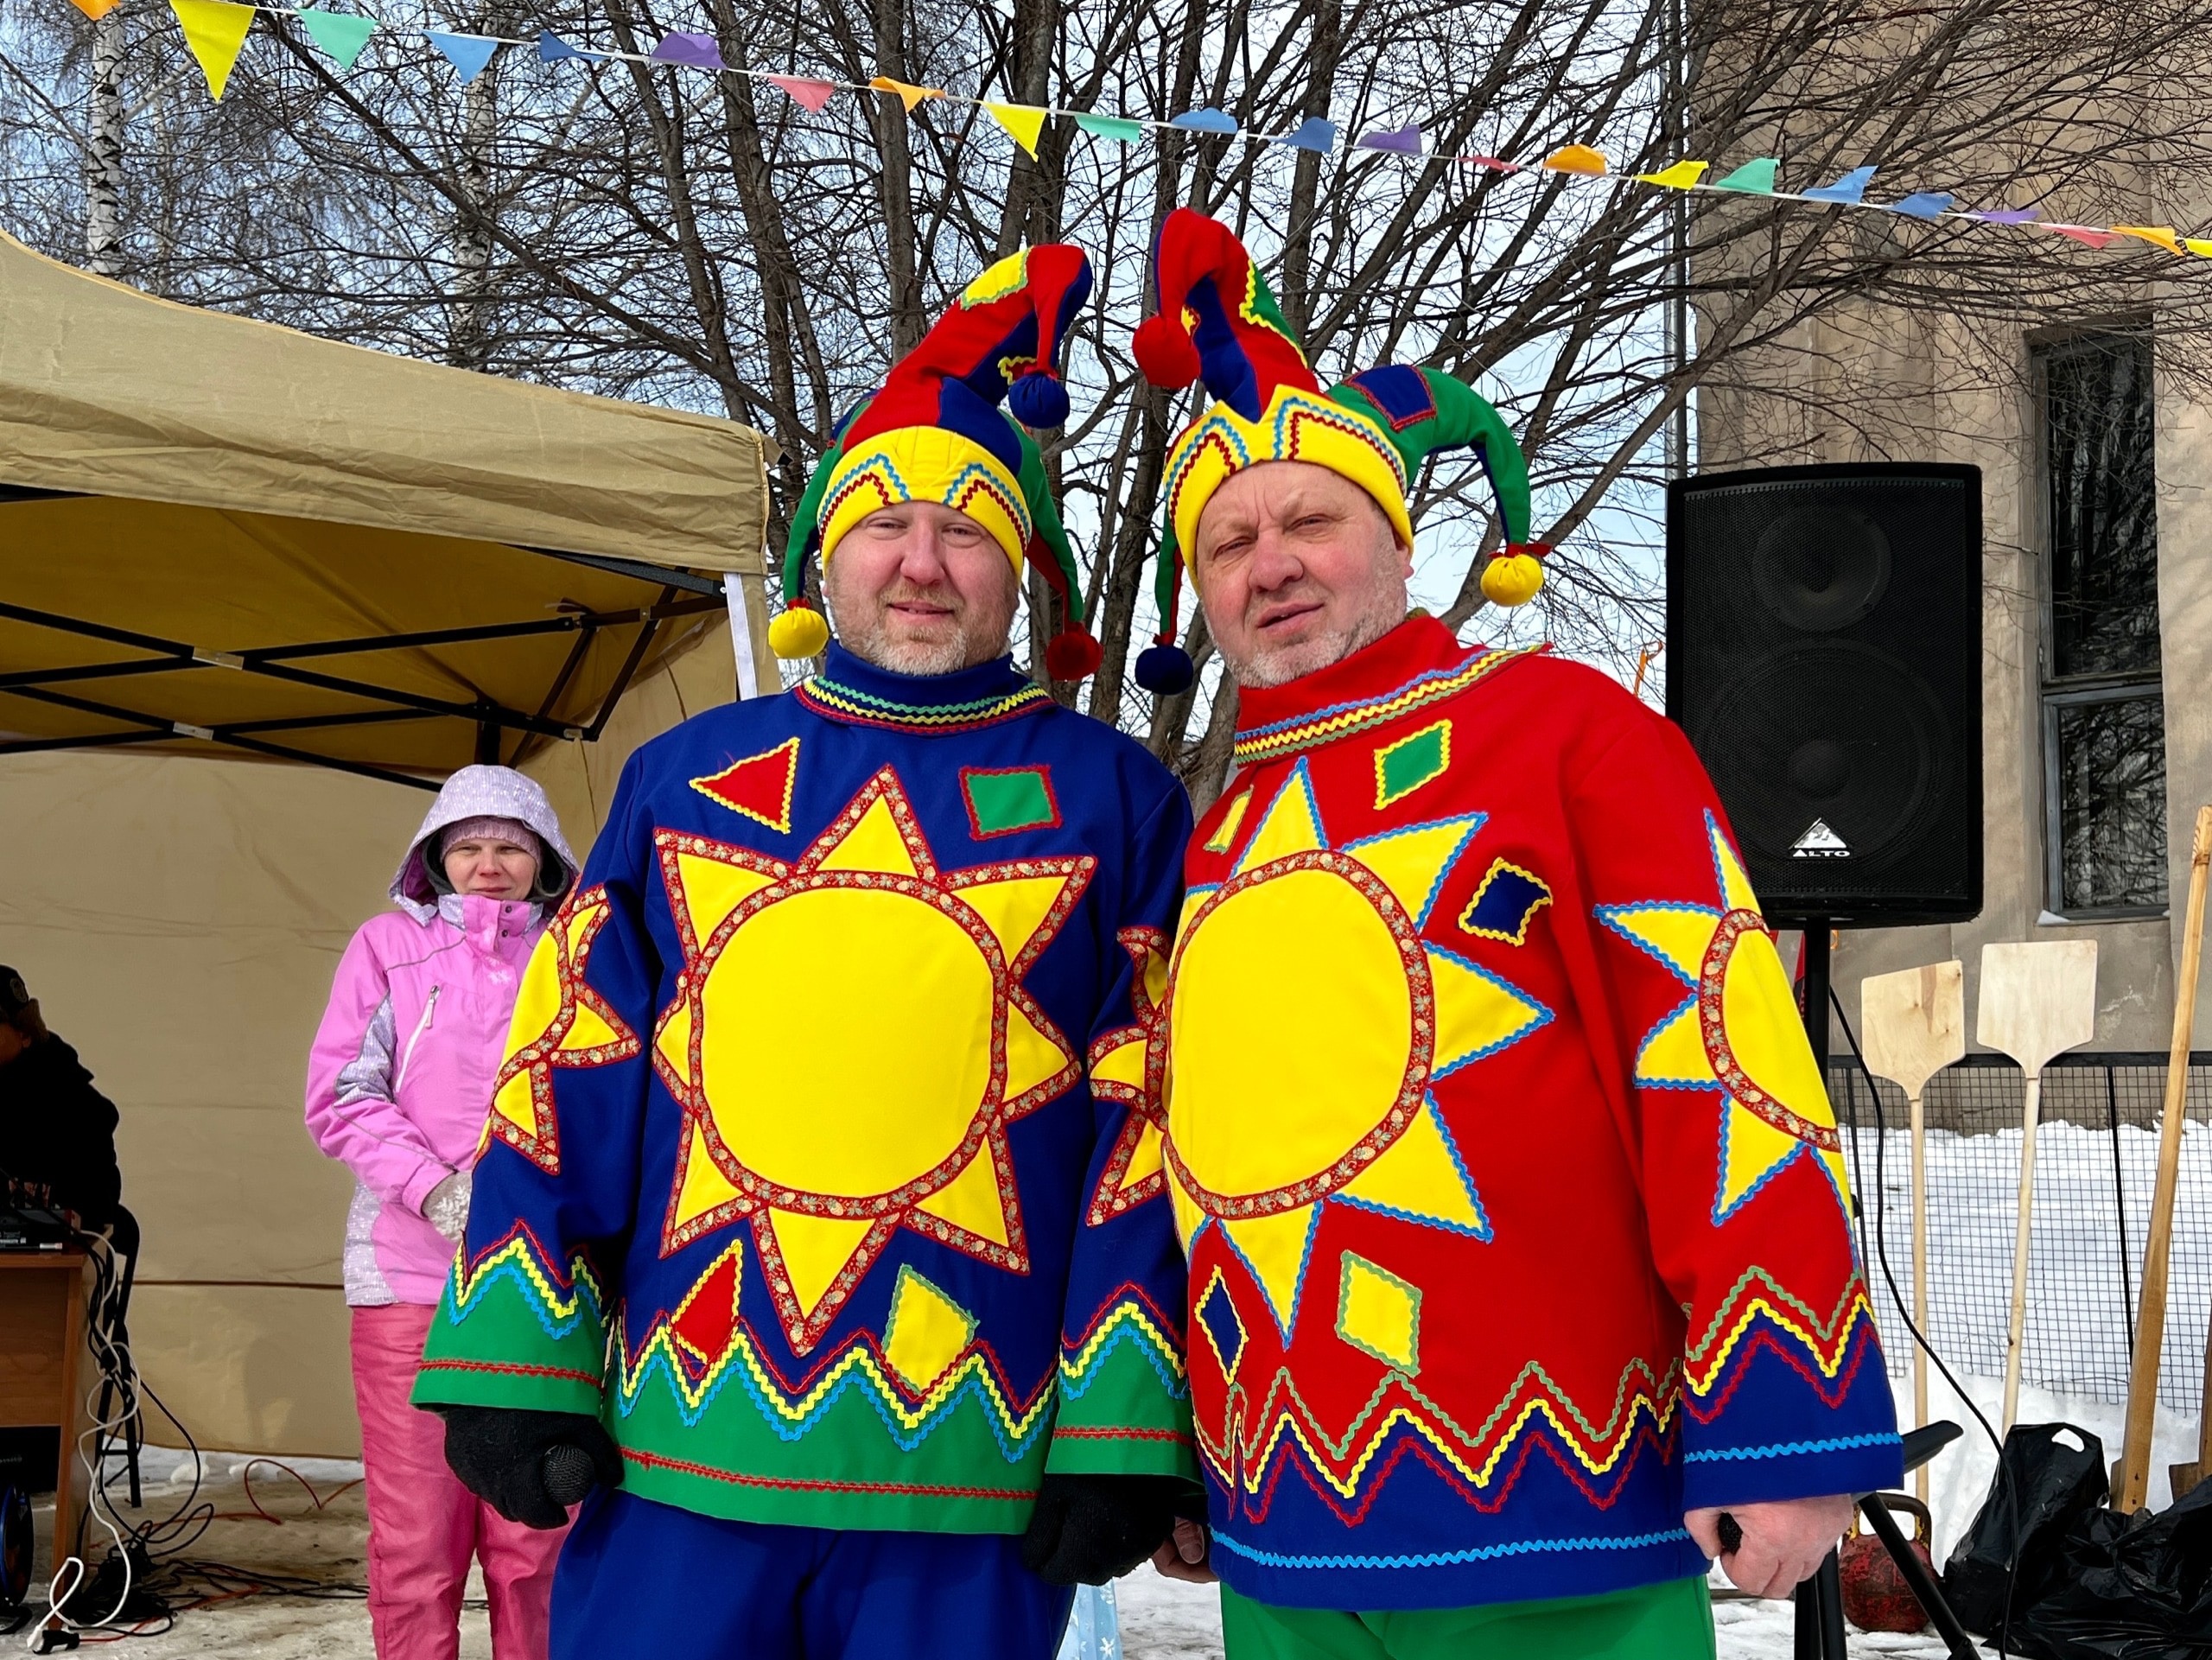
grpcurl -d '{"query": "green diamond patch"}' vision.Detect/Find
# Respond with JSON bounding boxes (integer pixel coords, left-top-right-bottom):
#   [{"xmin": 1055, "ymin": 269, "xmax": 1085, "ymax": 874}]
[
  {"xmin": 1373, "ymin": 719, "xmax": 1452, "ymax": 810},
  {"xmin": 962, "ymin": 766, "xmax": 1061, "ymax": 838}
]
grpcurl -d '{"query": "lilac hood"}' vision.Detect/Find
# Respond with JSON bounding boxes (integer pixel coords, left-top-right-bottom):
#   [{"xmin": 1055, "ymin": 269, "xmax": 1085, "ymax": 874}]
[{"xmin": 391, "ymin": 765, "xmax": 580, "ymax": 921}]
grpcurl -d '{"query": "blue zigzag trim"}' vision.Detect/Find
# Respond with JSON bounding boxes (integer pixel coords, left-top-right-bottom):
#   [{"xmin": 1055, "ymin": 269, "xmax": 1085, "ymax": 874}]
[
  {"xmin": 1684, "ymin": 1432, "xmax": 1900, "ymax": 1464},
  {"xmin": 447, "ymin": 1256, "xmax": 601, "ymax": 1345},
  {"xmin": 1211, "ymin": 1526, "xmax": 1694, "ymax": 1571}
]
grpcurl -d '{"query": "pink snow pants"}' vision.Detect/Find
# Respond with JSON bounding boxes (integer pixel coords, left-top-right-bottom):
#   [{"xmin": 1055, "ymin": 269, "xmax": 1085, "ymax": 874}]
[{"xmin": 351, "ymin": 1304, "xmax": 567, "ymax": 1660}]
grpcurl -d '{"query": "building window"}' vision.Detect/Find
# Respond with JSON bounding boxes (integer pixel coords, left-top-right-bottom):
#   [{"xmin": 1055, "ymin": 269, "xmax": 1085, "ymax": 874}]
[{"xmin": 2039, "ymin": 332, "xmax": 2166, "ymax": 917}]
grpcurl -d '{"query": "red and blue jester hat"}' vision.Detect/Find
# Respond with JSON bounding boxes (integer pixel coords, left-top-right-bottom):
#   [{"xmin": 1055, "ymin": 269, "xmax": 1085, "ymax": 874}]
[
  {"xmin": 1130, "ymin": 207, "xmax": 1547, "ymax": 694},
  {"xmin": 769, "ymin": 243, "xmax": 1104, "ymax": 682}
]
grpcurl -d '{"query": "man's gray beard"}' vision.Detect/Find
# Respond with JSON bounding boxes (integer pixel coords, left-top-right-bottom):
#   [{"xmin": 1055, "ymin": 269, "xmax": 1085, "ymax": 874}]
[
  {"xmin": 827, "ymin": 582, "xmax": 1013, "ymax": 677},
  {"xmin": 1222, "ymin": 602, "xmax": 1404, "ymax": 690}
]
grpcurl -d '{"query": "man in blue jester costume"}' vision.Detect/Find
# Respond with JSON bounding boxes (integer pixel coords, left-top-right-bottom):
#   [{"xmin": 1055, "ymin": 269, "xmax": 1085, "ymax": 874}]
[
  {"xmin": 413, "ymin": 245, "xmax": 1203, "ymax": 1658},
  {"xmin": 1131, "ymin": 209, "xmax": 1901, "ymax": 1660}
]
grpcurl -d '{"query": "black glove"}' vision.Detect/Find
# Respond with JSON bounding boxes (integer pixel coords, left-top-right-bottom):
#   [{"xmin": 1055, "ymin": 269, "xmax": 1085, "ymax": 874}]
[
  {"xmin": 432, "ymin": 1404, "xmax": 623, "ymax": 1530},
  {"xmin": 1020, "ymin": 1473, "xmax": 1189, "ymax": 1586}
]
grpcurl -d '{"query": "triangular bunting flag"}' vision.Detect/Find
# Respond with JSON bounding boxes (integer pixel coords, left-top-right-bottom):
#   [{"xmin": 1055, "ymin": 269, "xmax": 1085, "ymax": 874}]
[
  {"xmin": 869, "ymin": 75, "xmax": 942, "ymax": 113},
  {"xmin": 1802, "ymin": 165, "xmax": 1876, "ymax": 204},
  {"xmin": 169, "ymin": 0, "xmax": 256, "ymax": 99},
  {"xmin": 2113, "ymin": 225, "xmax": 2183, "ymax": 255},
  {"xmin": 1637, "ymin": 160, "xmax": 1707, "ymax": 188},
  {"xmin": 651, "ymin": 31, "xmax": 723, "ymax": 68},
  {"xmin": 2045, "ymin": 225, "xmax": 2116, "ymax": 249},
  {"xmin": 1168, "ymin": 108, "xmax": 1237, "ymax": 134},
  {"xmin": 766, "ymin": 74, "xmax": 836, "ymax": 111},
  {"xmin": 537, "ymin": 30, "xmax": 603, "ymax": 62},
  {"xmin": 68, "ymin": 0, "xmax": 123, "ymax": 19},
  {"xmin": 1074, "ymin": 112, "xmax": 1143, "ymax": 143},
  {"xmin": 1356, "ymin": 124, "xmax": 1421, "ymax": 154},
  {"xmin": 984, "ymin": 101, "xmax": 1046, "ymax": 156},
  {"xmin": 294, "ymin": 9, "xmax": 375, "ymax": 70},
  {"xmin": 1713, "ymin": 156, "xmax": 1777, "ymax": 194},
  {"xmin": 1278, "ymin": 116, "xmax": 1335, "ymax": 151},
  {"xmin": 1542, "ymin": 143, "xmax": 1607, "ymax": 175},
  {"xmin": 1970, "ymin": 207, "xmax": 2038, "ymax": 225},
  {"xmin": 1459, "ymin": 153, "xmax": 1517, "ymax": 172},
  {"xmin": 2188, "ymin": 238, "xmax": 2212, "ymax": 259},
  {"xmin": 1890, "ymin": 192, "xmax": 1953, "ymax": 219},
  {"xmin": 425, "ymin": 30, "xmax": 499, "ymax": 84}
]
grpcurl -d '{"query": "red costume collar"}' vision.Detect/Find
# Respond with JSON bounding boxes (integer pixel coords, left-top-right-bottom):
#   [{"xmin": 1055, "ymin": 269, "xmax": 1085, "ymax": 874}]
[{"xmin": 1232, "ymin": 614, "xmax": 1540, "ymax": 766}]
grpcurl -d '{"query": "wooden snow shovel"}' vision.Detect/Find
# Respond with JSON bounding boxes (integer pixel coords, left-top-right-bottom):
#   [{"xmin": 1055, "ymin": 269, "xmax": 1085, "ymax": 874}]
[
  {"xmin": 1979, "ymin": 939, "xmax": 2100, "ymax": 1434},
  {"xmin": 1861, "ymin": 960, "xmax": 1967, "ymax": 1503},
  {"xmin": 2119, "ymin": 805, "xmax": 2212, "ymax": 1511}
]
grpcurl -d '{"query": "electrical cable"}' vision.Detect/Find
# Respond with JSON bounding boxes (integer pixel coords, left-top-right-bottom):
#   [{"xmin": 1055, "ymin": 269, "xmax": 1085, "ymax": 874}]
[{"xmin": 1830, "ymin": 987, "xmax": 2028, "ymax": 1660}]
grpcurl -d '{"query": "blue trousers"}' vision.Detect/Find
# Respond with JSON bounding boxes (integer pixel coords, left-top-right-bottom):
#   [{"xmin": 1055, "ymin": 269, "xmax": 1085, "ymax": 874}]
[{"xmin": 550, "ymin": 1488, "xmax": 1077, "ymax": 1660}]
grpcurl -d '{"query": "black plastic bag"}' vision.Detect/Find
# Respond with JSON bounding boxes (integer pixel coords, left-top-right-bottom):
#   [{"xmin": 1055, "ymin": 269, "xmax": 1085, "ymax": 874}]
[
  {"xmin": 2005, "ymin": 1473, "xmax": 2212, "ymax": 1658},
  {"xmin": 1942, "ymin": 1421, "xmax": 2108, "ymax": 1638}
]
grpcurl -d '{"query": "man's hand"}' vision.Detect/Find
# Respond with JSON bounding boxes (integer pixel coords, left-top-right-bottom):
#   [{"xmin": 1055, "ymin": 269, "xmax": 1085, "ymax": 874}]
[
  {"xmin": 1150, "ymin": 1517, "xmax": 1216, "ymax": 1584},
  {"xmin": 1685, "ymin": 1494, "xmax": 1855, "ymax": 1600},
  {"xmin": 434, "ymin": 1404, "xmax": 622, "ymax": 1530}
]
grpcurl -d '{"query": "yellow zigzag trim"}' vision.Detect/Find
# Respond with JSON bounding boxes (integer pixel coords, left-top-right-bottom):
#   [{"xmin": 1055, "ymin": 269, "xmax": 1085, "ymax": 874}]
[
  {"xmin": 1205, "ymin": 1357, "xmax": 1676, "ymax": 1501},
  {"xmin": 1684, "ymin": 1269, "xmax": 1872, "ymax": 1396},
  {"xmin": 451, "ymin": 1234, "xmax": 601, "ymax": 1325},
  {"xmin": 613, "ymin": 1306, "xmax": 1056, "ymax": 1441},
  {"xmin": 1233, "ymin": 646, "xmax": 1541, "ymax": 765},
  {"xmin": 1059, "ymin": 1299, "xmax": 1187, "ymax": 1387}
]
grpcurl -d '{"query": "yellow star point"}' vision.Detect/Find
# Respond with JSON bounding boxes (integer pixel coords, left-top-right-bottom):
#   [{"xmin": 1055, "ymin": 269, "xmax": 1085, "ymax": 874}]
[
  {"xmin": 769, "ymin": 1210, "xmax": 876, "ymax": 1319},
  {"xmin": 1217, "ymin": 1206, "xmax": 1321, "ymax": 1338},
  {"xmin": 1338, "ymin": 1097, "xmax": 1489, "ymax": 1237}
]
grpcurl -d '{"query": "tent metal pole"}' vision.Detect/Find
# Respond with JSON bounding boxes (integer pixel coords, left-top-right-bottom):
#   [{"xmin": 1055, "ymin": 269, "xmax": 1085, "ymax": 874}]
[{"xmin": 582, "ymin": 590, "xmax": 675, "ymax": 741}]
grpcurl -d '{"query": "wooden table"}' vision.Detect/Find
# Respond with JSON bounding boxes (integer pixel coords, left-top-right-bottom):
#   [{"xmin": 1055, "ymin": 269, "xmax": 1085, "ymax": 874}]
[{"xmin": 0, "ymin": 1250, "xmax": 92, "ymax": 1579}]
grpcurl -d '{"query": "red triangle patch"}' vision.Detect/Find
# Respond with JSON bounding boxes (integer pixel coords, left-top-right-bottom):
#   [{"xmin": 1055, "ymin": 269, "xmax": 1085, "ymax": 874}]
[
  {"xmin": 669, "ymin": 1243, "xmax": 743, "ymax": 1370},
  {"xmin": 690, "ymin": 737, "xmax": 800, "ymax": 833}
]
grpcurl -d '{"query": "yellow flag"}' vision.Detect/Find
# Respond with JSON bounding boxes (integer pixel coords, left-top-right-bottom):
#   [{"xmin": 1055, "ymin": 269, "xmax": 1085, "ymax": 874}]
[
  {"xmin": 2186, "ymin": 238, "xmax": 2212, "ymax": 258},
  {"xmin": 2113, "ymin": 225, "xmax": 2183, "ymax": 255},
  {"xmin": 868, "ymin": 75, "xmax": 943, "ymax": 114},
  {"xmin": 170, "ymin": 0, "xmax": 255, "ymax": 99},
  {"xmin": 1543, "ymin": 144, "xmax": 1608, "ymax": 175},
  {"xmin": 1637, "ymin": 160, "xmax": 1708, "ymax": 189},
  {"xmin": 985, "ymin": 102, "xmax": 1046, "ymax": 157}
]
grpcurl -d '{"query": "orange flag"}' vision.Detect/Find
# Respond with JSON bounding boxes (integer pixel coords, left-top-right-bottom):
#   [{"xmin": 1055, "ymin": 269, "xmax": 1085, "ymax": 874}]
[
  {"xmin": 869, "ymin": 75, "xmax": 942, "ymax": 114},
  {"xmin": 1543, "ymin": 144, "xmax": 1608, "ymax": 175}
]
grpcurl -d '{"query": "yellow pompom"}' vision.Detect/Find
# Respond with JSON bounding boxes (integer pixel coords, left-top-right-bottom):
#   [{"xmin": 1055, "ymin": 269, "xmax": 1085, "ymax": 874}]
[
  {"xmin": 1480, "ymin": 553, "xmax": 1544, "ymax": 607},
  {"xmin": 767, "ymin": 604, "xmax": 830, "ymax": 659}
]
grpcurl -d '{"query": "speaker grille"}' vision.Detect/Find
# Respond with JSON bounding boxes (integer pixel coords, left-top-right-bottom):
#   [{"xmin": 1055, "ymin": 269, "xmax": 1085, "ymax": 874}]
[{"xmin": 1668, "ymin": 466, "xmax": 1982, "ymax": 925}]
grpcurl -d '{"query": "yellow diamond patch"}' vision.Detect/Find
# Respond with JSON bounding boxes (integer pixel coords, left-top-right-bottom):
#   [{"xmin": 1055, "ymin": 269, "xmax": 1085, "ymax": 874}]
[
  {"xmin": 1336, "ymin": 1251, "xmax": 1421, "ymax": 1374},
  {"xmin": 880, "ymin": 1265, "xmax": 976, "ymax": 1394}
]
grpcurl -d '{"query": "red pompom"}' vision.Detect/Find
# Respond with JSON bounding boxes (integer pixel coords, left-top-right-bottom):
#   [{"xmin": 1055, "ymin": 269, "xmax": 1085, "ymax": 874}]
[
  {"xmin": 1134, "ymin": 313, "xmax": 1200, "ymax": 389},
  {"xmin": 1045, "ymin": 626, "xmax": 1103, "ymax": 683}
]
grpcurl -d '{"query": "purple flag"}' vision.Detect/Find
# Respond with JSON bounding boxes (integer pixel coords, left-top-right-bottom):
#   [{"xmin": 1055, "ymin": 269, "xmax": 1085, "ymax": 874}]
[
  {"xmin": 1356, "ymin": 124, "xmax": 1421, "ymax": 155},
  {"xmin": 651, "ymin": 31, "xmax": 722, "ymax": 68},
  {"xmin": 1971, "ymin": 207, "xmax": 2039, "ymax": 225}
]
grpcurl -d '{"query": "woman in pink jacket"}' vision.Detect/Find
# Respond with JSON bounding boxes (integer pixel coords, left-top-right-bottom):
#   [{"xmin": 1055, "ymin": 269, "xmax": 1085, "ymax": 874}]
[{"xmin": 306, "ymin": 766, "xmax": 580, "ymax": 1660}]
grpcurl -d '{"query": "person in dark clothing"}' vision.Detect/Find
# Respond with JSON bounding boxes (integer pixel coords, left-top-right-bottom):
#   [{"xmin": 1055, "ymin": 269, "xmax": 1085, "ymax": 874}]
[{"xmin": 0, "ymin": 965, "xmax": 124, "ymax": 1231}]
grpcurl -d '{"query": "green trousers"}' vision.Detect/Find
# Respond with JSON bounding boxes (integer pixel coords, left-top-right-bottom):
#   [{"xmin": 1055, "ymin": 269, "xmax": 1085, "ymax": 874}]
[{"xmin": 1219, "ymin": 1574, "xmax": 1716, "ymax": 1660}]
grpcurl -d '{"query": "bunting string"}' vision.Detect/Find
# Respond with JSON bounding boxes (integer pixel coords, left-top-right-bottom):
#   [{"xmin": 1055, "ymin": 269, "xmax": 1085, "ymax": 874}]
[{"xmin": 103, "ymin": 0, "xmax": 2212, "ymax": 262}]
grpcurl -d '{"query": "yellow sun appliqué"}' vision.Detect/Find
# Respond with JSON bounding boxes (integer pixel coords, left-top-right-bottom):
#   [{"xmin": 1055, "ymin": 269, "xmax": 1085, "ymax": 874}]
[
  {"xmin": 1161, "ymin": 760, "xmax": 1551, "ymax": 1341},
  {"xmin": 1597, "ymin": 811, "xmax": 1853, "ymax": 1225},
  {"xmin": 486, "ymin": 886, "xmax": 640, "ymax": 1173},
  {"xmin": 651, "ymin": 767, "xmax": 1093, "ymax": 1353}
]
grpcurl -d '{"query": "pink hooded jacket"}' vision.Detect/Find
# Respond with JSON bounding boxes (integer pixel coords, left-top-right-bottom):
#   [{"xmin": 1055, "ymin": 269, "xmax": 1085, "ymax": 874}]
[{"xmin": 305, "ymin": 767, "xmax": 579, "ymax": 1307}]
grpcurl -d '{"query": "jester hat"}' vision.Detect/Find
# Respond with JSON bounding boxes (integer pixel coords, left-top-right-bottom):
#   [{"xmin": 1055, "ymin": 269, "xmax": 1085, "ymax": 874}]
[
  {"xmin": 770, "ymin": 244, "xmax": 1103, "ymax": 679},
  {"xmin": 1130, "ymin": 207, "xmax": 1546, "ymax": 694}
]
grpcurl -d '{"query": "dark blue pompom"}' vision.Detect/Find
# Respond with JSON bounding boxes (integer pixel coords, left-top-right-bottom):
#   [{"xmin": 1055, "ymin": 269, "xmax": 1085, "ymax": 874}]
[
  {"xmin": 1135, "ymin": 645, "xmax": 1195, "ymax": 696},
  {"xmin": 1007, "ymin": 372, "xmax": 1071, "ymax": 429}
]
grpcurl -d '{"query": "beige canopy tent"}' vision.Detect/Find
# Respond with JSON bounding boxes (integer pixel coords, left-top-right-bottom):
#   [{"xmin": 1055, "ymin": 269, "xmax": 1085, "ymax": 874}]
[
  {"xmin": 0, "ymin": 228, "xmax": 772, "ymax": 784},
  {"xmin": 0, "ymin": 232, "xmax": 775, "ymax": 1459}
]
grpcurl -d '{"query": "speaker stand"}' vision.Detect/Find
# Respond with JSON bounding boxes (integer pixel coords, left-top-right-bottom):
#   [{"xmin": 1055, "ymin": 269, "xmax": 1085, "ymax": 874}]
[{"xmin": 1788, "ymin": 922, "xmax": 1977, "ymax": 1660}]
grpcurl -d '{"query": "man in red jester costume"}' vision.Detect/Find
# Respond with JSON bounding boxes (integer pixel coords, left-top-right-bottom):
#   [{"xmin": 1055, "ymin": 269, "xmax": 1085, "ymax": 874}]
[
  {"xmin": 412, "ymin": 246, "xmax": 1204, "ymax": 1658},
  {"xmin": 1134, "ymin": 209, "xmax": 1901, "ymax": 1658}
]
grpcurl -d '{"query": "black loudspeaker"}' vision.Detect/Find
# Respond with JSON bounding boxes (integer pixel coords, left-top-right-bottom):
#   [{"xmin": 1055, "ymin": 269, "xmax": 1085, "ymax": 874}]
[{"xmin": 1666, "ymin": 463, "xmax": 1983, "ymax": 927}]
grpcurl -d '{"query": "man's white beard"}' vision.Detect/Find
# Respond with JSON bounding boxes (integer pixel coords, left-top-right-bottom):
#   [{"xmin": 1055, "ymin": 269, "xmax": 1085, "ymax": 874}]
[{"xmin": 1219, "ymin": 576, "xmax": 1408, "ymax": 690}]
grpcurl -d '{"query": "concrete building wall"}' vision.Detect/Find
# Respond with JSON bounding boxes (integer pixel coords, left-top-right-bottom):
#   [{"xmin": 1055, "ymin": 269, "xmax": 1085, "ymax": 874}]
[{"xmin": 1698, "ymin": 310, "xmax": 2210, "ymax": 1059}]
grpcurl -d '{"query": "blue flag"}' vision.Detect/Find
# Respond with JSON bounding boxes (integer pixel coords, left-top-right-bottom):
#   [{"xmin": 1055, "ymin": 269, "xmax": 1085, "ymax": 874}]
[{"xmin": 425, "ymin": 29, "xmax": 498, "ymax": 84}]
